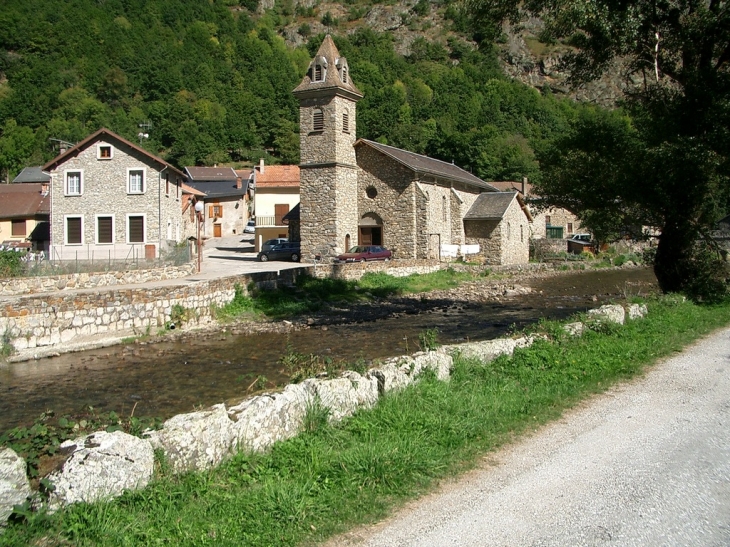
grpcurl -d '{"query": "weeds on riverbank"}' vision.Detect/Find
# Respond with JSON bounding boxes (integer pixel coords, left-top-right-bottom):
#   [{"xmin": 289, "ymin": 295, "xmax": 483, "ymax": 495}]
[
  {"xmin": 5, "ymin": 296, "xmax": 730, "ymax": 546},
  {"xmin": 214, "ymin": 269, "xmax": 478, "ymax": 321}
]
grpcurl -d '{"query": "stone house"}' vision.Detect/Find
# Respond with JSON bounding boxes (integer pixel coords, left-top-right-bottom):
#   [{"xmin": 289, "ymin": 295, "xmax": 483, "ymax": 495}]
[
  {"xmin": 490, "ymin": 179, "xmax": 582, "ymax": 240},
  {"xmin": 183, "ymin": 166, "xmax": 250, "ymax": 238},
  {"xmin": 251, "ymin": 160, "xmax": 300, "ymax": 252},
  {"xmin": 0, "ymin": 183, "xmax": 50, "ymax": 252},
  {"xmin": 43, "ymin": 128, "xmax": 188, "ymax": 261},
  {"xmin": 293, "ymin": 35, "xmax": 531, "ymax": 265}
]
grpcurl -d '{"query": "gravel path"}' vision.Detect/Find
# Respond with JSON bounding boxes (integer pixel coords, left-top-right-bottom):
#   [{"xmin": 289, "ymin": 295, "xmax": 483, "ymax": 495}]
[{"xmin": 328, "ymin": 327, "xmax": 730, "ymax": 547}]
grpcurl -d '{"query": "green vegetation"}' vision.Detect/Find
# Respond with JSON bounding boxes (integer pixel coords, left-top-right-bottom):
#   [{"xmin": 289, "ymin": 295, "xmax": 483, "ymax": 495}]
[
  {"xmin": 0, "ymin": 251, "xmax": 24, "ymax": 278},
  {"xmin": 468, "ymin": 0, "xmax": 730, "ymax": 299},
  {"xmin": 0, "ymin": 0, "xmax": 590, "ymax": 185},
  {"xmin": 215, "ymin": 270, "xmax": 477, "ymax": 321},
  {"xmin": 4, "ymin": 296, "xmax": 730, "ymax": 545}
]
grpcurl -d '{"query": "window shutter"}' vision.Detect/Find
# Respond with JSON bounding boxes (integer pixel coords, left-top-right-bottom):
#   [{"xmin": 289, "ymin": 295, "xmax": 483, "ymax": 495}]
[
  {"xmin": 313, "ymin": 109, "xmax": 324, "ymax": 131},
  {"xmin": 11, "ymin": 220, "xmax": 26, "ymax": 237},
  {"xmin": 343, "ymin": 112, "xmax": 349, "ymax": 133},
  {"xmin": 129, "ymin": 216, "xmax": 144, "ymax": 243},
  {"xmin": 209, "ymin": 205, "xmax": 214, "ymax": 218},
  {"xmin": 97, "ymin": 217, "xmax": 113, "ymax": 243},
  {"xmin": 67, "ymin": 217, "xmax": 82, "ymax": 244}
]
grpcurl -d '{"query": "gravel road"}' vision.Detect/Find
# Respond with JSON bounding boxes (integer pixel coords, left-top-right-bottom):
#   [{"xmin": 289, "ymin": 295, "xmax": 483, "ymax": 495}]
[{"xmin": 328, "ymin": 327, "xmax": 730, "ymax": 547}]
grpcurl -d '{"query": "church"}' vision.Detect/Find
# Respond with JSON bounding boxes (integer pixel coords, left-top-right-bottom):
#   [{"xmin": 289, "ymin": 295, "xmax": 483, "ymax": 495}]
[{"xmin": 293, "ymin": 36, "xmax": 532, "ymax": 265}]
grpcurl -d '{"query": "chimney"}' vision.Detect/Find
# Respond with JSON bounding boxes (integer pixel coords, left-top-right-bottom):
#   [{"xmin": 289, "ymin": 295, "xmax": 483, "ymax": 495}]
[
  {"xmin": 236, "ymin": 176, "xmax": 242, "ymax": 190},
  {"xmin": 259, "ymin": 158, "xmax": 265, "ymax": 175},
  {"xmin": 521, "ymin": 176, "xmax": 528, "ymax": 197}
]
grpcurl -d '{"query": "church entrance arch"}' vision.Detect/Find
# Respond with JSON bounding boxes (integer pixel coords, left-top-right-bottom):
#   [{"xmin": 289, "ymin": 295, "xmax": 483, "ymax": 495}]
[{"xmin": 359, "ymin": 213, "xmax": 383, "ymax": 246}]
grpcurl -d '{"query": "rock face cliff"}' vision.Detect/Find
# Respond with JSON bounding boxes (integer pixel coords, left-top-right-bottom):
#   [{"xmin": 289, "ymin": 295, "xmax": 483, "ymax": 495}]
[{"xmin": 273, "ymin": 0, "xmax": 629, "ymax": 107}]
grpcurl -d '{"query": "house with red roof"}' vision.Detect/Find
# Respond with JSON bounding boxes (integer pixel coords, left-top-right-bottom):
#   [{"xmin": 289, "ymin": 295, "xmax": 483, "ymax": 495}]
[{"xmin": 251, "ymin": 159, "xmax": 300, "ymax": 251}]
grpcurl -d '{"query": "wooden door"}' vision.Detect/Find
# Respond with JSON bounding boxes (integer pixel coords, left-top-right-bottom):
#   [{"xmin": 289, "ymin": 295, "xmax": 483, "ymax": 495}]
[
  {"xmin": 214, "ymin": 224, "xmax": 222, "ymax": 237},
  {"xmin": 275, "ymin": 204, "xmax": 290, "ymax": 225}
]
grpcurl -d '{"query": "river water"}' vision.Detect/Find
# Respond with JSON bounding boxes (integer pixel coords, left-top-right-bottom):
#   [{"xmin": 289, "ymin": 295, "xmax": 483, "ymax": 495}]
[{"xmin": 0, "ymin": 268, "xmax": 657, "ymax": 431}]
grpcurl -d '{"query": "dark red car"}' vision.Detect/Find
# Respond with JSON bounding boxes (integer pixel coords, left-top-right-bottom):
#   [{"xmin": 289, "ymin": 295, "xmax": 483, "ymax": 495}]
[{"xmin": 337, "ymin": 245, "xmax": 392, "ymax": 263}]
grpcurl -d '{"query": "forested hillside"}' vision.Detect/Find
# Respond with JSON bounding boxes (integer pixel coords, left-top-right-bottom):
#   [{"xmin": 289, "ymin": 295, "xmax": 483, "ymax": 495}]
[{"xmin": 0, "ymin": 0, "xmax": 593, "ymax": 182}]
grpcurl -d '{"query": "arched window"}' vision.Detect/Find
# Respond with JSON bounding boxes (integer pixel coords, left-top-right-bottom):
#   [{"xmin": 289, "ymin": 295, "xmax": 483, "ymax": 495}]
[
  {"xmin": 314, "ymin": 64, "xmax": 323, "ymax": 81},
  {"xmin": 345, "ymin": 234, "xmax": 351, "ymax": 251},
  {"xmin": 313, "ymin": 108, "xmax": 324, "ymax": 131},
  {"xmin": 342, "ymin": 65, "xmax": 348, "ymax": 84},
  {"xmin": 312, "ymin": 56, "xmax": 327, "ymax": 82},
  {"xmin": 442, "ymin": 196, "xmax": 447, "ymax": 222},
  {"xmin": 520, "ymin": 224, "xmax": 524, "ymax": 242},
  {"xmin": 507, "ymin": 222, "xmax": 511, "ymax": 239},
  {"xmin": 343, "ymin": 110, "xmax": 350, "ymax": 133}
]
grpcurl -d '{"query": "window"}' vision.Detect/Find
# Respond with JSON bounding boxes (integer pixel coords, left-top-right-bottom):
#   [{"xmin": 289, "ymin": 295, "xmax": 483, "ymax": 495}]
[
  {"xmin": 165, "ymin": 174, "xmax": 170, "ymax": 196},
  {"xmin": 97, "ymin": 144, "xmax": 113, "ymax": 159},
  {"xmin": 366, "ymin": 186, "xmax": 377, "ymax": 199},
  {"xmin": 567, "ymin": 222, "xmax": 574, "ymax": 234},
  {"xmin": 442, "ymin": 196, "xmax": 447, "ymax": 222},
  {"xmin": 313, "ymin": 109, "xmax": 324, "ymax": 132},
  {"xmin": 176, "ymin": 177, "xmax": 180, "ymax": 199},
  {"xmin": 65, "ymin": 170, "xmax": 82, "ymax": 196},
  {"xmin": 11, "ymin": 220, "xmax": 26, "ymax": 237},
  {"xmin": 545, "ymin": 215, "xmax": 551, "ymax": 226},
  {"xmin": 520, "ymin": 224, "xmax": 524, "ymax": 242},
  {"xmin": 209, "ymin": 204, "xmax": 223, "ymax": 219},
  {"xmin": 341, "ymin": 66, "xmax": 348, "ymax": 84},
  {"xmin": 275, "ymin": 204, "xmax": 290, "ymax": 225},
  {"xmin": 343, "ymin": 111, "xmax": 350, "ymax": 133},
  {"xmin": 128, "ymin": 169, "xmax": 145, "ymax": 194},
  {"xmin": 127, "ymin": 215, "xmax": 145, "ymax": 243},
  {"xmin": 97, "ymin": 216, "xmax": 113, "ymax": 244},
  {"xmin": 66, "ymin": 216, "xmax": 82, "ymax": 245}
]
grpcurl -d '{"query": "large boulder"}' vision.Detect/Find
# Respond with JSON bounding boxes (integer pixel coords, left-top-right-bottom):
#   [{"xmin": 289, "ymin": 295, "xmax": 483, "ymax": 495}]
[
  {"xmin": 146, "ymin": 404, "xmax": 234, "ymax": 473},
  {"xmin": 0, "ymin": 447, "xmax": 31, "ymax": 526},
  {"xmin": 45, "ymin": 431, "xmax": 154, "ymax": 511},
  {"xmin": 587, "ymin": 304, "xmax": 626, "ymax": 325},
  {"xmin": 228, "ymin": 383, "xmax": 311, "ymax": 454},
  {"xmin": 302, "ymin": 371, "xmax": 379, "ymax": 422},
  {"xmin": 447, "ymin": 338, "xmax": 519, "ymax": 363}
]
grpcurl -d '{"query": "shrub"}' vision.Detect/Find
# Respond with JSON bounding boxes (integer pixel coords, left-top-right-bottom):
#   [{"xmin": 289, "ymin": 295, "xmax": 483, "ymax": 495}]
[{"xmin": 0, "ymin": 251, "xmax": 24, "ymax": 278}]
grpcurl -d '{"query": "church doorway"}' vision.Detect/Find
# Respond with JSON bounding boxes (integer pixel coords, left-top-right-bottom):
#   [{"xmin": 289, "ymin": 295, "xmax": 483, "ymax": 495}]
[{"xmin": 359, "ymin": 213, "xmax": 383, "ymax": 246}]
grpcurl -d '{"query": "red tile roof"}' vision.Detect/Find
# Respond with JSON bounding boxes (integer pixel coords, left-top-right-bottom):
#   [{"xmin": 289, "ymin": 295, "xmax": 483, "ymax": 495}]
[
  {"xmin": 0, "ymin": 184, "xmax": 50, "ymax": 219},
  {"xmin": 255, "ymin": 165, "xmax": 300, "ymax": 187}
]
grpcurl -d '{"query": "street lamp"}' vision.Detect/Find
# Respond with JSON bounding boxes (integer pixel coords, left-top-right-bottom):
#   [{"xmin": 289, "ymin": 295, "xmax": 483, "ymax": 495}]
[{"xmin": 195, "ymin": 201, "xmax": 204, "ymax": 273}]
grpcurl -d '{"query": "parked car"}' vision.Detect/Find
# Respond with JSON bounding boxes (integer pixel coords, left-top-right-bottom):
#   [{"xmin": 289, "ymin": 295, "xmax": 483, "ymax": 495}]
[
  {"xmin": 337, "ymin": 245, "xmax": 392, "ymax": 263},
  {"xmin": 261, "ymin": 238, "xmax": 288, "ymax": 252},
  {"xmin": 569, "ymin": 233, "xmax": 592, "ymax": 242},
  {"xmin": 244, "ymin": 219, "xmax": 255, "ymax": 234},
  {"xmin": 258, "ymin": 241, "xmax": 300, "ymax": 262}
]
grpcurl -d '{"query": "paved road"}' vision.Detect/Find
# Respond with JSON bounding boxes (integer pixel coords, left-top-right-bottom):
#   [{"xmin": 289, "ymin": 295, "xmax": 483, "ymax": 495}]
[{"xmin": 330, "ymin": 327, "xmax": 730, "ymax": 547}]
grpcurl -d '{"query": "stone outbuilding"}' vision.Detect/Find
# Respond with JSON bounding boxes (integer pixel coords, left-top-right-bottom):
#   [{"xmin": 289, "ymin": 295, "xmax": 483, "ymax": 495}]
[{"xmin": 293, "ymin": 36, "xmax": 531, "ymax": 265}]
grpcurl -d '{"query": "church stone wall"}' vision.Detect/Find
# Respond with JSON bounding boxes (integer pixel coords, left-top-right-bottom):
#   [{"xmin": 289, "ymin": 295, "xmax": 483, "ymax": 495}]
[
  {"xmin": 499, "ymin": 198, "xmax": 530, "ymax": 265},
  {"xmin": 356, "ymin": 146, "xmax": 417, "ymax": 258},
  {"xmin": 464, "ymin": 219, "xmax": 502, "ymax": 264}
]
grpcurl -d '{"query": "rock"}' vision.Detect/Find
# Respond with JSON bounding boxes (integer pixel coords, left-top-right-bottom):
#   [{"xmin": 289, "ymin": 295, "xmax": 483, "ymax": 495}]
[
  {"xmin": 446, "ymin": 338, "xmax": 519, "ymax": 363},
  {"xmin": 411, "ymin": 349, "xmax": 452, "ymax": 381},
  {"xmin": 146, "ymin": 404, "xmax": 234, "ymax": 473},
  {"xmin": 563, "ymin": 322, "xmax": 585, "ymax": 336},
  {"xmin": 0, "ymin": 447, "xmax": 31, "ymax": 526},
  {"xmin": 228, "ymin": 383, "xmax": 311, "ymax": 453},
  {"xmin": 369, "ymin": 360, "xmax": 413, "ymax": 394},
  {"xmin": 587, "ymin": 304, "xmax": 625, "ymax": 325},
  {"xmin": 302, "ymin": 370, "xmax": 379, "ymax": 422},
  {"xmin": 628, "ymin": 303, "xmax": 648, "ymax": 320},
  {"xmin": 45, "ymin": 431, "xmax": 153, "ymax": 511}
]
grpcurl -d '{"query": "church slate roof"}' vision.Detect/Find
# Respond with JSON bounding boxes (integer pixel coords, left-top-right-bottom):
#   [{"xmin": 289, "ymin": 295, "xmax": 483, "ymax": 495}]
[
  {"xmin": 464, "ymin": 191, "xmax": 532, "ymax": 221},
  {"xmin": 184, "ymin": 179, "xmax": 248, "ymax": 199},
  {"xmin": 292, "ymin": 35, "xmax": 363, "ymax": 99},
  {"xmin": 356, "ymin": 139, "xmax": 499, "ymax": 191}
]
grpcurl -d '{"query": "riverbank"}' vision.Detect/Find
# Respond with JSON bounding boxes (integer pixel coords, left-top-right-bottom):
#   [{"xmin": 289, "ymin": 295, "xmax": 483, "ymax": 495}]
[
  {"xmin": 2, "ymin": 262, "xmax": 650, "ymax": 364},
  {"xmin": 3, "ymin": 294, "xmax": 727, "ymax": 546}
]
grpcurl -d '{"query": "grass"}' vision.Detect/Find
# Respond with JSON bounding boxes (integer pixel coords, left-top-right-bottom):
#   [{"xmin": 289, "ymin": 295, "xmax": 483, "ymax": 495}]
[
  {"xmin": 4, "ymin": 296, "xmax": 730, "ymax": 546},
  {"xmin": 214, "ymin": 269, "xmax": 478, "ymax": 321}
]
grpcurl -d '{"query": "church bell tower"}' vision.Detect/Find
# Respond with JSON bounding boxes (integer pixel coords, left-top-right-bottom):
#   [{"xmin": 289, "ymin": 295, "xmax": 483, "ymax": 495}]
[{"xmin": 293, "ymin": 35, "xmax": 363, "ymax": 260}]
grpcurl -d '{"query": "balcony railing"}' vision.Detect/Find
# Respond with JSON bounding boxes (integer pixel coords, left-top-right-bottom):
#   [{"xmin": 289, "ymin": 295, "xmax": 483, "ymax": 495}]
[{"xmin": 255, "ymin": 215, "xmax": 285, "ymax": 227}]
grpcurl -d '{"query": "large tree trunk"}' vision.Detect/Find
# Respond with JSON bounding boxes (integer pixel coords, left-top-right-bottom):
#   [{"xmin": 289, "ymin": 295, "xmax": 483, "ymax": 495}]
[{"xmin": 653, "ymin": 218, "xmax": 698, "ymax": 294}]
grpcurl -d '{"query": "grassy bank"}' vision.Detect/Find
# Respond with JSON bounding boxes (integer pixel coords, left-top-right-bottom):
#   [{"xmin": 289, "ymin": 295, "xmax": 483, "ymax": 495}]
[
  {"xmin": 215, "ymin": 268, "xmax": 479, "ymax": 320},
  {"xmin": 4, "ymin": 296, "xmax": 730, "ymax": 546}
]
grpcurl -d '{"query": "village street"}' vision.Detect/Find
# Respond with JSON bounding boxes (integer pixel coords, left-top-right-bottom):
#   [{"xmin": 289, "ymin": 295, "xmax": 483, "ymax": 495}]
[{"xmin": 328, "ymin": 326, "xmax": 730, "ymax": 547}]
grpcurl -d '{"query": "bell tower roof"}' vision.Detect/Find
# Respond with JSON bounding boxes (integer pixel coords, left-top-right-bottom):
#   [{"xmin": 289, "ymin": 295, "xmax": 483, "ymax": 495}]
[{"xmin": 293, "ymin": 35, "xmax": 363, "ymax": 101}]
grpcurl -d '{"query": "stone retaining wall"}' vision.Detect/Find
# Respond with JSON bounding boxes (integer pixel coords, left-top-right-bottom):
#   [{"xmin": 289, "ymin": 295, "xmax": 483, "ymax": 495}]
[
  {"xmin": 0, "ymin": 264, "xmax": 196, "ymax": 296},
  {"xmin": 0, "ymin": 302, "xmax": 649, "ymax": 523},
  {"xmin": 313, "ymin": 259, "xmax": 441, "ymax": 280}
]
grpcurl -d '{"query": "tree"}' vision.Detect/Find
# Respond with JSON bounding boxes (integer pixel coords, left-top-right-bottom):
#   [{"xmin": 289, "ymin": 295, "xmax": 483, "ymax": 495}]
[
  {"xmin": 0, "ymin": 119, "xmax": 35, "ymax": 182},
  {"xmin": 469, "ymin": 0, "xmax": 730, "ymax": 297}
]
